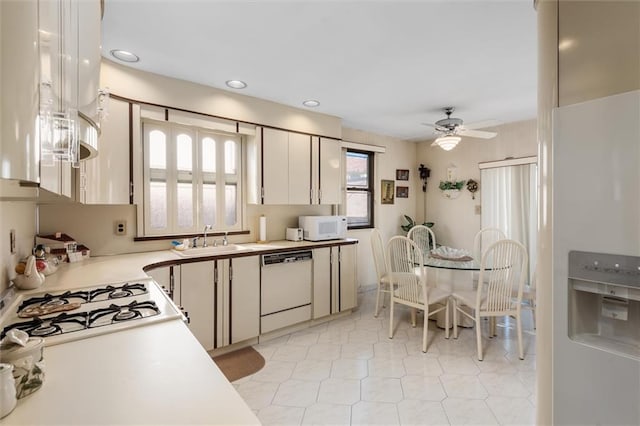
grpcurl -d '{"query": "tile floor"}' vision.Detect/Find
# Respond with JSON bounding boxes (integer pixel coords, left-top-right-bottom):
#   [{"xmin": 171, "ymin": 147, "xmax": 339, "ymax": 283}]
[{"xmin": 234, "ymin": 289, "xmax": 536, "ymax": 425}]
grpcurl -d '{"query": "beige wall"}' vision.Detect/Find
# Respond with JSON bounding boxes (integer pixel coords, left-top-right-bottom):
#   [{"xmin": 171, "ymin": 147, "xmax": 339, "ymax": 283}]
[
  {"xmin": 416, "ymin": 119, "xmax": 537, "ymax": 252},
  {"xmin": 0, "ymin": 181, "xmax": 37, "ymax": 293},
  {"xmin": 558, "ymin": 1, "xmax": 640, "ymax": 106},
  {"xmin": 342, "ymin": 127, "xmax": 419, "ymax": 290},
  {"xmin": 101, "ymin": 60, "xmax": 342, "ymax": 138}
]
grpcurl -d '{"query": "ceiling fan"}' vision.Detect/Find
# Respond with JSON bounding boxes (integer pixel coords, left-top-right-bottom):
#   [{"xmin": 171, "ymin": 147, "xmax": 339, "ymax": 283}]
[{"xmin": 422, "ymin": 107, "xmax": 498, "ymax": 151}]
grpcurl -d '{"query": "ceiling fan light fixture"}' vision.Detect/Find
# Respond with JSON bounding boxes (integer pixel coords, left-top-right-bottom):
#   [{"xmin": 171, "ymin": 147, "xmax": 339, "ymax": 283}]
[{"xmin": 433, "ymin": 135, "xmax": 461, "ymax": 151}]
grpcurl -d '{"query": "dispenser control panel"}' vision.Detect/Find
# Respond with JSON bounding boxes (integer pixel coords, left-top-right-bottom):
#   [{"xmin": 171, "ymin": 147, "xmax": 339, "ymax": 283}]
[{"xmin": 568, "ymin": 251, "xmax": 640, "ymax": 360}]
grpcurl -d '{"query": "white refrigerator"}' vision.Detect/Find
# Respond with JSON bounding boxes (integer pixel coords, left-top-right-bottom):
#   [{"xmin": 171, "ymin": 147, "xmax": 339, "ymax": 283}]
[{"xmin": 553, "ymin": 90, "xmax": 640, "ymax": 424}]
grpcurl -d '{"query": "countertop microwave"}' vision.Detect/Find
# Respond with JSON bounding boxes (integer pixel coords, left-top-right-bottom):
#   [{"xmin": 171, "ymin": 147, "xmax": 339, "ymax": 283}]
[{"xmin": 298, "ymin": 216, "xmax": 347, "ymax": 241}]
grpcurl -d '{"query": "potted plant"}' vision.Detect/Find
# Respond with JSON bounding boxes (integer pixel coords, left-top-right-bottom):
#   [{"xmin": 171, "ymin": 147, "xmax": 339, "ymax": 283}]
[
  {"xmin": 400, "ymin": 215, "xmax": 434, "ymax": 233},
  {"xmin": 439, "ymin": 180, "xmax": 466, "ymax": 199}
]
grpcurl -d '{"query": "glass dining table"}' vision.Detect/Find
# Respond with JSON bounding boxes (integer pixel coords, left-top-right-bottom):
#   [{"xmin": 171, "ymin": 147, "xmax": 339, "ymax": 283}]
[
  {"xmin": 423, "ymin": 254, "xmax": 481, "ymax": 271},
  {"xmin": 420, "ymin": 247, "xmax": 479, "ymax": 328}
]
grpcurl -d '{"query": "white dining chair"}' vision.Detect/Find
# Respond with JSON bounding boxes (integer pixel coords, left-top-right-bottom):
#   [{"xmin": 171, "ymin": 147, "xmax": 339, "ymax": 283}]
[
  {"xmin": 514, "ymin": 270, "xmax": 536, "ymax": 329},
  {"xmin": 386, "ymin": 236, "xmax": 450, "ymax": 353},
  {"xmin": 470, "ymin": 228, "xmax": 507, "ymax": 311},
  {"xmin": 451, "ymin": 239, "xmax": 528, "ymax": 360},
  {"xmin": 407, "ymin": 225, "xmax": 436, "ymax": 257},
  {"xmin": 473, "ymin": 227, "xmax": 506, "ymax": 262},
  {"xmin": 408, "ymin": 225, "xmax": 437, "ymax": 286},
  {"xmin": 370, "ymin": 228, "xmax": 391, "ymax": 318}
]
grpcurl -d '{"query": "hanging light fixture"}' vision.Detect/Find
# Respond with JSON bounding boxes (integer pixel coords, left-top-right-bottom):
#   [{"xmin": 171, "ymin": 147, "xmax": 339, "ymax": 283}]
[{"xmin": 432, "ymin": 135, "xmax": 461, "ymax": 151}]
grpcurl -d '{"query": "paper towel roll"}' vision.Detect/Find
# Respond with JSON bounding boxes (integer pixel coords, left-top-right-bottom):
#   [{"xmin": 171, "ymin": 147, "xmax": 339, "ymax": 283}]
[{"xmin": 259, "ymin": 216, "xmax": 267, "ymax": 242}]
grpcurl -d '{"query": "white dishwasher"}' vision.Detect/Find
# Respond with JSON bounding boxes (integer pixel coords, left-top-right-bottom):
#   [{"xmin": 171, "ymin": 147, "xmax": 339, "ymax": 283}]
[{"xmin": 260, "ymin": 250, "xmax": 313, "ymax": 333}]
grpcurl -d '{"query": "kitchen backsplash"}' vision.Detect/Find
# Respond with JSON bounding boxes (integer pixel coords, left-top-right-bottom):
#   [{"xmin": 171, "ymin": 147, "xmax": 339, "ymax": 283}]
[
  {"xmin": 37, "ymin": 203, "xmax": 331, "ymax": 256},
  {"xmin": 0, "ymin": 198, "xmax": 37, "ymax": 294}
]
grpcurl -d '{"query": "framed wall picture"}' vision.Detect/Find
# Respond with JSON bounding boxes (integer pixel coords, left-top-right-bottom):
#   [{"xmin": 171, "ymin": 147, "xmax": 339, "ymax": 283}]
[
  {"xmin": 396, "ymin": 186, "xmax": 409, "ymax": 198},
  {"xmin": 381, "ymin": 180, "xmax": 395, "ymax": 204},
  {"xmin": 396, "ymin": 169, "xmax": 409, "ymax": 181}
]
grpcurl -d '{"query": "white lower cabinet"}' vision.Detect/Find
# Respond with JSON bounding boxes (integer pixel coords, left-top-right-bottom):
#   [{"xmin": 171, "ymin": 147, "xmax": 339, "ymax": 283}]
[
  {"xmin": 229, "ymin": 256, "xmax": 260, "ymax": 344},
  {"xmin": 336, "ymin": 244, "xmax": 357, "ymax": 311},
  {"xmin": 312, "ymin": 248, "xmax": 332, "ymax": 319},
  {"xmin": 166, "ymin": 256, "xmax": 260, "ymax": 352},
  {"xmin": 313, "ymin": 244, "xmax": 357, "ymax": 319},
  {"xmin": 180, "ymin": 261, "xmax": 217, "ymax": 351},
  {"xmin": 146, "ymin": 265, "xmax": 181, "ymax": 305},
  {"xmin": 149, "ymin": 247, "xmax": 352, "ymax": 349}
]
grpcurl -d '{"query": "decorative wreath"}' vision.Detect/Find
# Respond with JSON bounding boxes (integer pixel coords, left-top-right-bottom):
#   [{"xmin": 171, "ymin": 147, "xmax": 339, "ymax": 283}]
[{"xmin": 466, "ymin": 179, "xmax": 478, "ymax": 199}]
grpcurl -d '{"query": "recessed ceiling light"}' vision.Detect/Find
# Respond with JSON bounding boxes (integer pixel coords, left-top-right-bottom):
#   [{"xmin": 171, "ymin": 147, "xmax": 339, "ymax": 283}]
[
  {"xmin": 226, "ymin": 80, "xmax": 247, "ymax": 89},
  {"xmin": 110, "ymin": 49, "xmax": 139, "ymax": 63},
  {"xmin": 302, "ymin": 99, "xmax": 320, "ymax": 108}
]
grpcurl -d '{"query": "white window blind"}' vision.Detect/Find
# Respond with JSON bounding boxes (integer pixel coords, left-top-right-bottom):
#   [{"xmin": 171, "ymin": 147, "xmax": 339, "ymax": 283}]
[{"xmin": 142, "ymin": 119, "xmax": 242, "ymax": 236}]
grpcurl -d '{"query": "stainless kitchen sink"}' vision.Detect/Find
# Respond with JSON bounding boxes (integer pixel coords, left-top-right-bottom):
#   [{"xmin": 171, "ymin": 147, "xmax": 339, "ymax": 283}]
[{"xmin": 172, "ymin": 244, "xmax": 255, "ymax": 258}]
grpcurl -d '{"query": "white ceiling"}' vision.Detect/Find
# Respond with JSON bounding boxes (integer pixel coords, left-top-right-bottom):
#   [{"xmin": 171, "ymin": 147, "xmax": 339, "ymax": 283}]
[{"xmin": 101, "ymin": 1, "xmax": 537, "ymax": 141}]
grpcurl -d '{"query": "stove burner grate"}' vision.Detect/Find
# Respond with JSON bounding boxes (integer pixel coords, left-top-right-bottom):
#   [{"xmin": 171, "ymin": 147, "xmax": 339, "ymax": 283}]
[
  {"xmin": 89, "ymin": 283, "xmax": 147, "ymax": 302},
  {"xmin": 18, "ymin": 290, "xmax": 90, "ymax": 312},
  {"xmin": 88, "ymin": 300, "xmax": 160, "ymax": 328},
  {"xmin": 1, "ymin": 312, "xmax": 89, "ymax": 339}
]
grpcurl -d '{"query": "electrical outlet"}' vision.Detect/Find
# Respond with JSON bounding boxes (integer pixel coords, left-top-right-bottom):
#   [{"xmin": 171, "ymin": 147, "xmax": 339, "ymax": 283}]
[
  {"xmin": 474, "ymin": 205, "xmax": 481, "ymax": 215},
  {"xmin": 115, "ymin": 221, "xmax": 127, "ymax": 236}
]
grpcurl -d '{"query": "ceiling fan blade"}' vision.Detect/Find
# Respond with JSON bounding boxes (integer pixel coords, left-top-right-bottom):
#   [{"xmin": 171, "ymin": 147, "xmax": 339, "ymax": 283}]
[
  {"xmin": 420, "ymin": 123, "xmax": 437, "ymax": 128},
  {"xmin": 463, "ymin": 119, "xmax": 501, "ymax": 130},
  {"xmin": 458, "ymin": 128, "xmax": 497, "ymax": 139}
]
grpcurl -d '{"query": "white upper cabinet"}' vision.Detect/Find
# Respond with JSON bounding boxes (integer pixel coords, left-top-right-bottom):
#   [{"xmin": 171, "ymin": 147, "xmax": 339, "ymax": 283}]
[
  {"xmin": 39, "ymin": 0, "xmax": 77, "ymax": 197},
  {"xmin": 39, "ymin": 0, "xmax": 101, "ymax": 198},
  {"xmin": 313, "ymin": 137, "xmax": 342, "ymax": 205},
  {"xmin": 79, "ymin": 97, "xmax": 131, "ymax": 204},
  {"xmin": 288, "ymin": 132, "xmax": 312, "ymax": 204},
  {"xmin": 248, "ymin": 127, "xmax": 341, "ymax": 205},
  {"xmin": 76, "ymin": 0, "xmax": 101, "ymax": 122},
  {"xmin": 76, "ymin": 0, "xmax": 102, "ymax": 162},
  {"xmin": 261, "ymin": 128, "xmax": 289, "ymax": 204},
  {"xmin": 0, "ymin": 0, "xmax": 40, "ymax": 182}
]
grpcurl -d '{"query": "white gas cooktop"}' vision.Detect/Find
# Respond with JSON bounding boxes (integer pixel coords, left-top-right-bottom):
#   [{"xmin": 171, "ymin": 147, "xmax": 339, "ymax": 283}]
[{"xmin": 0, "ymin": 278, "xmax": 182, "ymax": 346}]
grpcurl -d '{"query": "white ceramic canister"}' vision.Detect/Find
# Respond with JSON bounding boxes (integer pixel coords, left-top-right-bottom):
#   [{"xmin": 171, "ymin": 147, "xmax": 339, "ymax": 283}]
[
  {"xmin": 0, "ymin": 363, "xmax": 17, "ymax": 418},
  {"xmin": 0, "ymin": 337, "xmax": 45, "ymax": 399}
]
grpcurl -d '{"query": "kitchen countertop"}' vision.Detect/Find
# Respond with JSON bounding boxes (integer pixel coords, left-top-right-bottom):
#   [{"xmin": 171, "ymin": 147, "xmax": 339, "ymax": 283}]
[
  {"xmin": 26, "ymin": 238, "xmax": 358, "ymax": 293},
  {"xmin": 1, "ymin": 320, "xmax": 260, "ymax": 425},
  {"xmin": 0, "ymin": 238, "xmax": 358, "ymax": 425}
]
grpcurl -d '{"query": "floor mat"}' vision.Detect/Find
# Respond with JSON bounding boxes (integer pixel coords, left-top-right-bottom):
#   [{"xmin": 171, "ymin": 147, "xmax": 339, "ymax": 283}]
[{"xmin": 212, "ymin": 346, "xmax": 265, "ymax": 382}]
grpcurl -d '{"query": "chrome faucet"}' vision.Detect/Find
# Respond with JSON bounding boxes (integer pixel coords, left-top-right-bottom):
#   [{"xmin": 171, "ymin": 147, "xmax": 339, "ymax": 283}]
[
  {"xmin": 202, "ymin": 225, "xmax": 212, "ymax": 247},
  {"xmin": 222, "ymin": 232, "xmax": 229, "ymax": 246}
]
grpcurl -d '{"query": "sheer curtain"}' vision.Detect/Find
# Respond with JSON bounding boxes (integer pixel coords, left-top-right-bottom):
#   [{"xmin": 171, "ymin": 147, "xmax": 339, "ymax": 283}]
[{"xmin": 481, "ymin": 164, "xmax": 537, "ymax": 282}]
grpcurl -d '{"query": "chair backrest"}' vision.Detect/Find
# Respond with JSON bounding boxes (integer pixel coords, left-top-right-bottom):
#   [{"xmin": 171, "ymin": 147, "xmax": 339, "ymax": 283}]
[
  {"xmin": 386, "ymin": 236, "xmax": 426, "ymax": 305},
  {"xmin": 370, "ymin": 228, "xmax": 387, "ymax": 281},
  {"xmin": 407, "ymin": 225, "xmax": 436, "ymax": 258},
  {"xmin": 473, "ymin": 227, "xmax": 506, "ymax": 261},
  {"xmin": 477, "ymin": 239, "xmax": 528, "ymax": 312}
]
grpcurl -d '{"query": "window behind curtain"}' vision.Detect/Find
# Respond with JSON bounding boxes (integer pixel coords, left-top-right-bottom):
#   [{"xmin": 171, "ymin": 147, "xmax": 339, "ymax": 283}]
[
  {"xmin": 345, "ymin": 149, "xmax": 374, "ymax": 228},
  {"xmin": 143, "ymin": 120, "xmax": 242, "ymax": 236}
]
